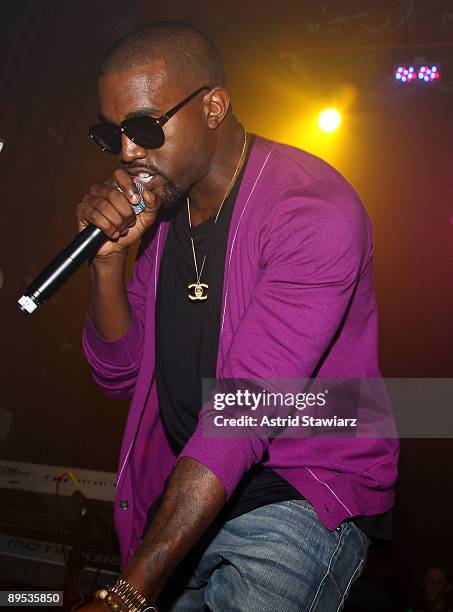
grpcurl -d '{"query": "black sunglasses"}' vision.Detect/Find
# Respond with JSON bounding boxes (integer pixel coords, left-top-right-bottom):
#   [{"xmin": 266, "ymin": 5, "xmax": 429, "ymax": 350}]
[{"xmin": 89, "ymin": 86, "xmax": 210, "ymax": 154}]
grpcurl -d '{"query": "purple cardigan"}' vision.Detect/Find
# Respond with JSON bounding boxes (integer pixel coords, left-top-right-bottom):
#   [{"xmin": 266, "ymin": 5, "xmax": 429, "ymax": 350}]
[{"xmin": 82, "ymin": 136, "xmax": 399, "ymax": 568}]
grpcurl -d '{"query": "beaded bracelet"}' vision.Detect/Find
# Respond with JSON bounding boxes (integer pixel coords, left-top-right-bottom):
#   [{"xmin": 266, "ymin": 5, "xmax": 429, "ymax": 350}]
[{"xmin": 95, "ymin": 578, "xmax": 158, "ymax": 612}]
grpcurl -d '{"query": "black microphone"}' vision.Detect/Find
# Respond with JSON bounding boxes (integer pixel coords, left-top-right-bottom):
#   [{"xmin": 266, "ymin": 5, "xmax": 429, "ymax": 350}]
[
  {"xmin": 17, "ymin": 225, "xmax": 107, "ymax": 314},
  {"xmin": 17, "ymin": 181, "xmax": 145, "ymax": 315}
]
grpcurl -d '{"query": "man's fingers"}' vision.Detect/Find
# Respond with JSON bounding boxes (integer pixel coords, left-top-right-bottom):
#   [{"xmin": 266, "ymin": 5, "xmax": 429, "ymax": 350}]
[
  {"xmin": 86, "ymin": 189, "xmax": 133, "ymax": 223},
  {"xmin": 75, "ymin": 169, "xmax": 162, "ymax": 260},
  {"xmin": 111, "ymin": 168, "xmax": 142, "ymax": 203},
  {"xmin": 78, "ymin": 199, "xmax": 123, "ymax": 239},
  {"xmin": 108, "ymin": 169, "xmax": 161, "ymax": 214},
  {"xmin": 90, "ymin": 182, "xmax": 133, "ymax": 210},
  {"xmin": 88, "ymin": 184, "xmax": 137, "ymax": 225}
]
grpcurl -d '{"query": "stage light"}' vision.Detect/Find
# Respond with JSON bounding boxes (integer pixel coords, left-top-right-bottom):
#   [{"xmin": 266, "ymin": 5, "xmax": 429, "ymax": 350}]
[
  {"xmin": 394, "ymin": 64, "xmax": 440, "ymax": 83},
  {"xmin": 318, "ymin": 108, "xmax": 341, "ymax": 133}
]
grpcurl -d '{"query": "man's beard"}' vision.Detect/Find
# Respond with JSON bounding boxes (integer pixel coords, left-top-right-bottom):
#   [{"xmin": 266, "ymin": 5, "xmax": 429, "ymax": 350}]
[{"xmin": 160, "ymin": 177, "xmax": 186, "ymax": 211}]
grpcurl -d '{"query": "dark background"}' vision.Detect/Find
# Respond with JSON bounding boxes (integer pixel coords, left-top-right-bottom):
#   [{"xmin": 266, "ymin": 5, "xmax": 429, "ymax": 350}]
[{"xmin": 1, "ymin": 0, "xmax": 452, "ymax": 608}]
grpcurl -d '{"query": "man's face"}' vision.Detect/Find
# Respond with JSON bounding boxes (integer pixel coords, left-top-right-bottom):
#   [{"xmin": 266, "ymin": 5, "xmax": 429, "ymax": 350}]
[
  {"xmin": 423, "ymin": 567, "xmax": 451, "ymax": 605},
  {"xmin": 98, "ymin": 59, "xmax": 211, "ymax": 208}
]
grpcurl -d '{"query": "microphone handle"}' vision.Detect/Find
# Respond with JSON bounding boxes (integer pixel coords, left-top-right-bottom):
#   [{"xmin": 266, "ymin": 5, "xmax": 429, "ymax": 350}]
[{"xmin": 17, "ymin": 224, "xmax": 108, "ymax": 315}]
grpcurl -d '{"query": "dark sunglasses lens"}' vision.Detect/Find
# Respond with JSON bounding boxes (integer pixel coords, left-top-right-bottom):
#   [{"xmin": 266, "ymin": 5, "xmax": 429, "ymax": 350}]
[
  {"xmin": 124, "ymin": 117, "xmax": 165, "ymax": 149},
  {"xmin": 89, "ymin": 124, "xmax": 121, "ymax": 154}
]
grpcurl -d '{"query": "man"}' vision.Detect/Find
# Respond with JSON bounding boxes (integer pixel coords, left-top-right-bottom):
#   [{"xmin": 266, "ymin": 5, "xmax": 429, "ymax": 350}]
[
  {"xmin": 416, "ymin": 567, "xmax": 453, "ymax": 612},
  {"xmin": 78, "ymin": 21, "xmax": 398, "ymax": 612}
]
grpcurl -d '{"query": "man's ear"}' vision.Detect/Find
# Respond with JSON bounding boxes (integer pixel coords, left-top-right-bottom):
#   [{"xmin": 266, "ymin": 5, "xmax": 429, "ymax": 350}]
[{"xmin": 203, "ymin": 87, "xmax": 230, "ymax": 130}]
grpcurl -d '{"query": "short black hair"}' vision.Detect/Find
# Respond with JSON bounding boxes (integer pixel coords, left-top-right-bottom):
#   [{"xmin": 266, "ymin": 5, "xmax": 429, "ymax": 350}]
[{"xmin": 100, "ymin": 21, "xmax": 227, "ymax": 89}]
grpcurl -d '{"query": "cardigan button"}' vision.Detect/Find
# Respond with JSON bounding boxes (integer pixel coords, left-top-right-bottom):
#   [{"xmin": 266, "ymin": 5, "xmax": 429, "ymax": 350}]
[{"xmin": 120, "ymin": 499, "xmax": 129, "ymax": 510}]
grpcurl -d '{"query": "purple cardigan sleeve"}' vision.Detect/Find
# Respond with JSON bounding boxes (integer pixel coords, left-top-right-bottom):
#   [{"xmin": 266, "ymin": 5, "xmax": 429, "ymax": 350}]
[
  {"xmin": 82, "ymin": 239, "xmax": 154, "ymax": 399},
  {"xmin": 179, "ymin": 179, "xmax": 372, "ymax": 498}
]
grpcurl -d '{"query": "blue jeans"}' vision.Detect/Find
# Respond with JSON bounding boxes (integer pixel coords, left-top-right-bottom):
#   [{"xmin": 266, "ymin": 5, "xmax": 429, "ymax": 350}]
[{"xmin": 157, "ymin": 499, "xmax": 370, "ymax": 611}]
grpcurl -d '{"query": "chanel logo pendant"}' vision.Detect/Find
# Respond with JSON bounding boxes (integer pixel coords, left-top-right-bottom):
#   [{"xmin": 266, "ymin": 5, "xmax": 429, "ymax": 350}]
[{"xmin": 188, "ymin": 282, "xmax": 208, "ymax": 301}]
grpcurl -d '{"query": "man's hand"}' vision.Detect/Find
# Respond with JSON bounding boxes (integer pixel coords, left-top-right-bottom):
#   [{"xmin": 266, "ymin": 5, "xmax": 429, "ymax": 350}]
[{"xmin": 76, "ymin": 168, "xmax": 161, "ymax": 261}]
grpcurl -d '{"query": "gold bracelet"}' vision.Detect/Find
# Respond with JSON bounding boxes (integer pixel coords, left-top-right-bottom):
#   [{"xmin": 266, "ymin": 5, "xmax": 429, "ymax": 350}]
[{"xmin": 95, "ymin": 578, "xmax": 158, "ymax": 612}]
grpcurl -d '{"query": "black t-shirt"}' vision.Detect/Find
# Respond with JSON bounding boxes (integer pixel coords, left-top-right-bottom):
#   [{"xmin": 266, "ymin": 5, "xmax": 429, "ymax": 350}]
[{"xmin": 146, "ymin": 134, "xmax": 392, "ymax": 540}]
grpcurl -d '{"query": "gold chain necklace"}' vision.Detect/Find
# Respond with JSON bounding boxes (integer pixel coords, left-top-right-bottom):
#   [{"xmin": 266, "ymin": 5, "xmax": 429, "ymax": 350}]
[{"xmin": 187, "ymin": 131, "xmax": 247, "ymax": 301}]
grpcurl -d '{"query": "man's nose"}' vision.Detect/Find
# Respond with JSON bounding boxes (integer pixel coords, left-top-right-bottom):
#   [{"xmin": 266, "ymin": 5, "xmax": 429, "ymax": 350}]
[{"xmin": 120, "ymin": 132, "xmax": 147, "ymax": 161}]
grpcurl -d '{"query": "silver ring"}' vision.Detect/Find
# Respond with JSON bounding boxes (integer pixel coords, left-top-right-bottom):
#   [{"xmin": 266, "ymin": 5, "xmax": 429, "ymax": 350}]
[
  {"xmin": 131, "ymin": 181, "xmax": 146, "ymax": 215},
  {"xmin": 114, "ymin": 182, "xmax": 145, "ymax": 215}
]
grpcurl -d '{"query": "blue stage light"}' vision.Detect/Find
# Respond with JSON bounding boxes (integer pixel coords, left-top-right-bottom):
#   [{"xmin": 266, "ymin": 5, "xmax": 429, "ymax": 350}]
[{"xmin": 394, "ymin": 63, "xmax": 440, "ymax": 83}]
